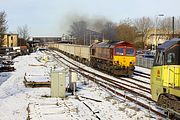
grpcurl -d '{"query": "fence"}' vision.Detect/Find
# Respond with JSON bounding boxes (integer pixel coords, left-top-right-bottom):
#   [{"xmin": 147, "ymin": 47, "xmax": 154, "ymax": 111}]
[{"xmin": 136, "ymin": 56, "xmax": 154, "ymax": 69}]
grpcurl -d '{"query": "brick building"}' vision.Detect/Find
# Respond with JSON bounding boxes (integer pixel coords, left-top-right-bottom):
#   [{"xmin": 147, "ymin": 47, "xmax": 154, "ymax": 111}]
[{"xmin": 0, "ymin": 34, "xmax": 18, "ymax": 47}]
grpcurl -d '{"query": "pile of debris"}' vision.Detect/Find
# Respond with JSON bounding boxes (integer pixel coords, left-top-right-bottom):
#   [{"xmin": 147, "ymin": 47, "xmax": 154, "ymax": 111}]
[{"xmin": 0, "ymin": 58, "xmax": 15, "ymax": 72}]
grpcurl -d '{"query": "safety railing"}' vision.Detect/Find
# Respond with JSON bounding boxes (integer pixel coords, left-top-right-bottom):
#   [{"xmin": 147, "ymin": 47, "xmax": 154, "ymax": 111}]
[{"xmin": 136, "ymin": 56, "xmax": 154, "ymax": 69}]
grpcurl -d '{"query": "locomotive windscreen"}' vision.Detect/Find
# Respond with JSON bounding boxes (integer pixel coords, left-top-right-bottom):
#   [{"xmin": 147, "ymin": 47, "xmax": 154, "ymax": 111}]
[
  {"xmin": 115, "ymin": 48, "xmax": 124, "ymax": 55},
  {"xmin": 126, "ymin": 48, "xmax": 135, "ymax": 56},
  {"xmin": 165, "ymin": 45, "xmax": 180, "ymax": 65}
]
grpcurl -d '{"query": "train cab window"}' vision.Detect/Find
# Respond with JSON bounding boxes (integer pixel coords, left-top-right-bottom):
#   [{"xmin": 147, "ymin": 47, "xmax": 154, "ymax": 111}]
[
  {"xmin": 166, "ymin": 46, "xmax": 180, "ymax": 65},
  {"xmin": 115, "ymin": 48, "xmax": 124, "ymax": 55},
  {"xmin": 167, "ymin": 53, "xmax": 175, "ymax": 64},
  {"xmin": 126, "ymin": 48, "xmax": 134, "ymax": 56},
  {"xmin": 154, "ymin": 51, "xmax": 164, "ymax": 66}
]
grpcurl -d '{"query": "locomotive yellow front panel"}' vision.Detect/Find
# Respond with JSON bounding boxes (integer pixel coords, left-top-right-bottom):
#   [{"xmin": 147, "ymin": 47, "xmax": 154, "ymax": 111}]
[
  {"xmin": 151, "ymin": 66, "xmax": 164, "ymax": 101},
  {"xmin": 151, "ymin": 65, "xmax": 180, "ymax": 101},
  {"xmin": 162, "ymin": 65, "xmax": 180, "ymax": 88},
  {"xmin": 113, "ymin": 56, "xmax": 136, "ymax": 67}
]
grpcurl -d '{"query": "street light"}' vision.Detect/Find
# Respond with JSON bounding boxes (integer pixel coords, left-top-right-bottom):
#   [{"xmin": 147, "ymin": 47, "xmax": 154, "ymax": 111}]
[
  {"xmin": 155, "ymin": 14, "xmax": 164, "ymax": 50},
  {"xmin": 172, "ymin": 16, "xmax": 175, "ymax": 38}
]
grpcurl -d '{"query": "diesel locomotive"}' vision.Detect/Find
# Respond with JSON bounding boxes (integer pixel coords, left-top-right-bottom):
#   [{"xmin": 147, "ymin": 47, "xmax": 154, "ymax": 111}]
[
  {"xmin": 90, "ymin": 41, "xmax": 136, "ymax": 76},
  {"xmin": 48, "ymin": 40, "xmax": 136, "ymax": 76},
  {"xmin": 151, "ymin": 38, "xmax": 180, "ymax": 114}
]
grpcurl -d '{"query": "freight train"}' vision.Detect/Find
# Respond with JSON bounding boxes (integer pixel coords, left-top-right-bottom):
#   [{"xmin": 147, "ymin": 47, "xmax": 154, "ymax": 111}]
[
  {"xmin": 48, "ymin": 41, "xmax": 136, "ymax": 76},
  {"xmin": 151, "ymin": 38, "xmax": 180, "ymax": 114}
]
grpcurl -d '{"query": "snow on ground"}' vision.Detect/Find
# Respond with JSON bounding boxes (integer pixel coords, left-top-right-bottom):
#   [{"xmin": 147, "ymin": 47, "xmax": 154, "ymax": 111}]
[
  {"xmin": 0, "ymin": 51, "xmax": 158, "ymax": 120},
  {"xmin": 135, "ymin": 66, "xmax": 151, "ymax": 74},
  {"xmin": 0, "ymin": 72, "xmax": 12, "ymax": 85}
]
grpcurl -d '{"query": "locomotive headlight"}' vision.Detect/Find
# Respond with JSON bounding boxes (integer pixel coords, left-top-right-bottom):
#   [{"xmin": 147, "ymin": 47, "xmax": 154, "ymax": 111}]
[
  {"xmin": 114, "ymin": 61, "xmax": 119, "ymax": 65},
  {"xmin": 130, "ymin": 60, "xmax": 135, "ymax": 65}
]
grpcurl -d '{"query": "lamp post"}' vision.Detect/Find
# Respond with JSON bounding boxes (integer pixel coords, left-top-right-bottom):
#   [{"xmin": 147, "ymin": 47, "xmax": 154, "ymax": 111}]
[
  {"xmin": 172, "ymin": 16, "xmax": 175, "ymax": 38},
  {"xmin": 155, "ymin": 14, "xmax": 164, "ymax": 50}
]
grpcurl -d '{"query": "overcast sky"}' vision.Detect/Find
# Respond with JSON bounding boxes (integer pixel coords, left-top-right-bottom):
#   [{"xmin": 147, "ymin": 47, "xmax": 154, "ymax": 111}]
[{"xmin": 0, "ymin": 0, "xmax": 180, "ymax": 36}]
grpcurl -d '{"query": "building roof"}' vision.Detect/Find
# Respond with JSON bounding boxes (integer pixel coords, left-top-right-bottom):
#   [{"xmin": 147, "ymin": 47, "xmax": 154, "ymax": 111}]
[
  {"xmin": 0, "ymin": 33, "xmax": 18, "ymax": 35},
  {"xmin": 32, "ymin": 36, "xmax": 61, "ymax": 38}
]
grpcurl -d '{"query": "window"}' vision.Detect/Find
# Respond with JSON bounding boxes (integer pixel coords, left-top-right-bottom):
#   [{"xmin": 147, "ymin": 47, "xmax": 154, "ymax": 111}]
[
  {"xmin": 167, "ymin": 53, "xmax": 175, "ymax": 64},
  {"xmin": 115, "ymin": 48, "xmax": 124, "ymax": 55},
  {"xmin": 126, "ymin": 48, "xmax": 134, "ymax": 56},
  {"xmin": 154, "ymin": 50, "xmax": 164, "ymax": 66},
  {"xmin": 165, "ymin": 46, "xmax": 180, "ymax": 65}
]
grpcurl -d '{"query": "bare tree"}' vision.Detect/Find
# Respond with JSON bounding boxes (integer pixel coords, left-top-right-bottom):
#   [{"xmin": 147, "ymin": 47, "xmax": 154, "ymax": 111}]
[
  {"xmin": 115, "ymin": 23, "xmax": 137, "ymax": 43},
  {"xmin": 69, "ymin": 20, "xmax": 87, "ymax": 44},
  {"xmin": 134, "ymin": 17, "xmax": 153, "ymax": 49},
  {"xmin": 101, "ymin": 21, "xmax": 117, "ymax": 41},
  {"xmin": 175, "ymin": 17, "xmax": 180, "ymax": 33},
  {"xmin": 17, "ymin": 25, "xmax": 30, "ymax": 40},
  {"xmin": 0, "ymin": 11, "xmax": 8, "ymax": 34},
  {"xmin": 0, "ymin": 11, "xmax": 8, "ymax": 47},
  {"xmin": 119, "ymin": 18, "xmax": 133, "ymax": 25},
  {"xmin": 159, "ymin": 17, "xmax": 172, "ymax": 34}
]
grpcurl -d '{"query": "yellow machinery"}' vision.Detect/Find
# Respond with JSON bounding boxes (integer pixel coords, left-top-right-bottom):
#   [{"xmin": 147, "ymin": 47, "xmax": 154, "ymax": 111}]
[{"xmin": 151, "ymin": 38, "xmax": 180, "ymax": 114}]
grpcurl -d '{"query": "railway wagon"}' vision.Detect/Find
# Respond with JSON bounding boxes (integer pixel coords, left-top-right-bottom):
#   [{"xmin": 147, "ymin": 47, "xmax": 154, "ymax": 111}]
[
  {"xmin": 57, "ymin": 43, "xmax": 90, "ymax": 64},
  {"xmin": 69, "ymin": 44, "xmax": 75, "ymax": 57},
  {"xmin": 58, "ymin": 44, "xmax": 72, "ymax": 55},
  {"xmin": 90, "ymin": 41, "xmax": 136, "ymax": 76},
  {"xmin": 58, "ymin": 44, "xmax": 64, "ymax": 52},
  {"xmin": 151, "ymin": 38, "xmax": 180, "ymax": 114},
  {"xmin": 74, "ymin": 45, "xmax": 81, "ymax": 58},
  {"xmin": 48, "ymin": 43, "xmax": 57, "ymax": 49},
  {"xmin": 80, "ymin": 45, "xmax": 90, "ymax": 64},
  {"xmin": 49, "ymin": 41, "xmax": 136, "ymax": 76}
]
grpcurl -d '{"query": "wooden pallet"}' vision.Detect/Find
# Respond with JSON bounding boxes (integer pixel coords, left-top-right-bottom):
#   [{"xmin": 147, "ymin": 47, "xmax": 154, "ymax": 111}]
[{"xmin": 24, "ymin": 77, "xmax": 50, "ymax": 88}]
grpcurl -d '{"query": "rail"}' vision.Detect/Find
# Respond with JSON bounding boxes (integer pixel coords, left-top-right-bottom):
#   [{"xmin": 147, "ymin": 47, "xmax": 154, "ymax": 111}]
[{"xmin": 48, "ymin": 49, "xmax": 167, "ymax": 118}]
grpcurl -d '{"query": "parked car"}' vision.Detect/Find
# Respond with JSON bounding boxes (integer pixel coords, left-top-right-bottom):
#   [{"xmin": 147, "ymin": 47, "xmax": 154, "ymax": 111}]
[
  {"xmin": 136, "ymin": 50, "xmax": 155, "ymax": 59},
  {"xmin": 142, "ymin": 54, "xmax": 155, "ymax": 58}
]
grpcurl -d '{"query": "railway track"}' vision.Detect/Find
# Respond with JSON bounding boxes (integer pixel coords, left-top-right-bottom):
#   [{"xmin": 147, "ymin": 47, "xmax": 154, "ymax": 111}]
[
  {"xmin": 134, "ymin": 70, "xmax": 150, "ymax": 79},
  {"xmin": 51, "ymin": 50, "xmax": 151, "ymax": 96},
  {"xmin": 46, "ymin": 49, "xmax": 167, "ymax": 118}
]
